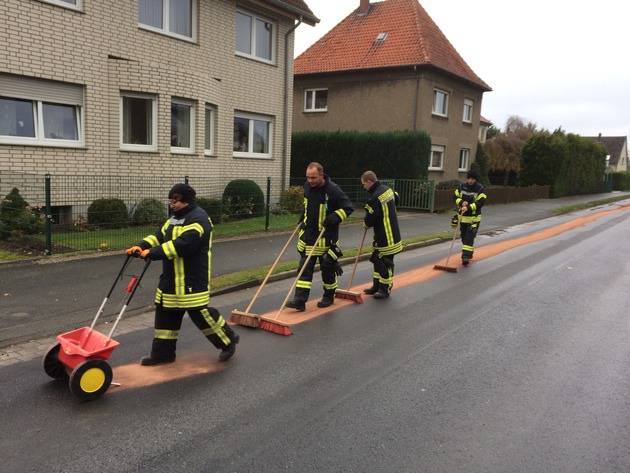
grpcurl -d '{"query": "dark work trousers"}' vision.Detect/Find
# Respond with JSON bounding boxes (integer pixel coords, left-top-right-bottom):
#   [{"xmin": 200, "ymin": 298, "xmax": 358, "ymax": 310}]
[
  {"xmin": 294, "ymin": 254, "xmax": 338, "ymax": 301},
  {"xmin": 150, "ymin": 304, "xmax": 237, "ymax": 359},
  {"xmin": 459, "ymin": 222, "xmax": 479, "ymax": 259},
  {"xmin": 371, "ymin": 254, "xmax": 395, "ymax": 294}
]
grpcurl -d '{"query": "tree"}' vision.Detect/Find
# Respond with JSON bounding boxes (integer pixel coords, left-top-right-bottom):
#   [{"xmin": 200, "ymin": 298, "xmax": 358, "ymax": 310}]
[{"xmin": 483, "ymin": 116, "xmax": 538, "ymax": 185}]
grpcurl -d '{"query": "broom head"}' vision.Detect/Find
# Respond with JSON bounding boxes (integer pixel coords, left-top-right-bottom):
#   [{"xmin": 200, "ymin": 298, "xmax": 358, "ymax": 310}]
[
  {"xmin": 230, "ymin": 309, "xmax": 261, "ymax": 328},
  {"xmin": 433, "ymin": 264, "xmax": 458, "ymax": 273},
  {"xmin": 258, "ymin": 317, "xmax": 292, "ymax": 336},
  {"xmin": 335, "ymin": 290, "xmax": 363, "ymax": 304}
]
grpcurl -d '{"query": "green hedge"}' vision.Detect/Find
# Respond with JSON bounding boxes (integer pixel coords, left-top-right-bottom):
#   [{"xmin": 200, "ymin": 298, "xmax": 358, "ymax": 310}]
[
  {"xmin": 291, "ymin": 130, "xmax": 431, "ymax": 179},
  {"xmin": 612, "ymin": 171, "xmax": 630, "ymax": 191}
]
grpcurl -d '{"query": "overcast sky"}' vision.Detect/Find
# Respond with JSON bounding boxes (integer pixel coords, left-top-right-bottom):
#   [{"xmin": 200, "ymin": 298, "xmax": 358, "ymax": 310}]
[{"xmin": 294, "ymin": 0, "xmax": 630, "ymax": 139}]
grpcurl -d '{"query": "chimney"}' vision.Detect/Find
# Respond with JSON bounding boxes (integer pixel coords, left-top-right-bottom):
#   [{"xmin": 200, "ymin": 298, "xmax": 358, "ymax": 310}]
[{"xmin": 359, "ymin": 0, "xmax": 370, "ymax": 14}]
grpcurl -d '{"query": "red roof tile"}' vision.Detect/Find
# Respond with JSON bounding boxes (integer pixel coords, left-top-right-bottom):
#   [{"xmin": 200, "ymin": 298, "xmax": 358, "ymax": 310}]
[{"xmin": 295, "ymin": 0, "xmax": 490, "ymax": 90}]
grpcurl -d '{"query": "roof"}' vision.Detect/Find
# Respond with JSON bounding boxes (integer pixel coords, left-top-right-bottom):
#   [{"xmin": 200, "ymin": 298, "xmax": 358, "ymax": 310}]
[
  {"xmin": 584, "ymin": 135, "xmax": 628, "ymax": 165},
  {"xmin": 294, "ymin": 0, "xmax": 490, "ymax": 91},
  {"xmin": 480, "ymin": 115, "xmax": 493, "ymax": 126},
  {"xmin": 262, "ymin": 0, "xmax": 319, "ymax": 26}
]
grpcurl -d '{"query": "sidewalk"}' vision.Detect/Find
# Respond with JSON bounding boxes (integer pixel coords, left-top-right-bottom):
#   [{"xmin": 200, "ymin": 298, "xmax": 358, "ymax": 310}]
[{"xmin": 2, "ymin": 191, "xmax": 629, "ymax": 364}]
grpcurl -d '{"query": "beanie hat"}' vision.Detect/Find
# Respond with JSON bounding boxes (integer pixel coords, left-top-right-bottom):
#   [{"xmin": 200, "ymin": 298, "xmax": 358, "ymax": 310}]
[
  {"xmin": 168, "ymin": 183, "xmax": 196, "ymax": 203},
  {"xmin": 467, "ymin": 170, "xmax": 478, "ymax": 180}
]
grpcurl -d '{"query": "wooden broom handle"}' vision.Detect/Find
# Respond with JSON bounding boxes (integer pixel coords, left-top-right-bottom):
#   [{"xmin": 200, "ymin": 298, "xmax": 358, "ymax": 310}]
[
  {"xmin": 346, "ymin": 227, "xmax": 367, "ymax": 290},
  {"xmin": 244, "ymin": 223, "xmax": 301, "ymax": 313},
  {"xmin": 274, "ymin": 227, "xmax": 327, "ymax": 320}
]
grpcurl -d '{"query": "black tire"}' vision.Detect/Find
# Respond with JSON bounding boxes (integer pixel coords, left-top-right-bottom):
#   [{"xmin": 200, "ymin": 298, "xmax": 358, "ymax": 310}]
[
  {"xmin": 42, "ymin": 343, "xmax": 69, "ymax": 380},
  {"xmin": 68, "ymin": 359, "xmax": 112, "ymax": 402}
]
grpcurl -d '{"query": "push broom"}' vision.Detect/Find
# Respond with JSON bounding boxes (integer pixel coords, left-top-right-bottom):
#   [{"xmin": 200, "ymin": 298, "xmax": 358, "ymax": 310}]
[
  {"xmin": 259, "ymin": 227, "xmax": 326, "ymax": 336},
  {"xmin": 230, "ymin": 223, "xmax": 301, "ymax": 328},
  {"xmin": 335, "ymin": 227, "xmax": 367, "ymax": 303},
  {"xmin": 433, "ymin": 212, "xmax": 460, "ymax": 273}
]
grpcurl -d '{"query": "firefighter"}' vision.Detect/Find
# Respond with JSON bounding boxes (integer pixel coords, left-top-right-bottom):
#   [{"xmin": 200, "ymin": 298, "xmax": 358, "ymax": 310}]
[
  {"xmin": 126, "ymin": 183, "xmax": 239, "ymax": 365},
  {"xmin": 454, "ymin": 170, "xmax": 487, "ymax": 265},
  {"xmin": 285, "ymin": 162, "xmax": 354, "ymax": 311},
  {"xmin": 361, "ymin": 170, "xmax": 402, "ymax": 299}
]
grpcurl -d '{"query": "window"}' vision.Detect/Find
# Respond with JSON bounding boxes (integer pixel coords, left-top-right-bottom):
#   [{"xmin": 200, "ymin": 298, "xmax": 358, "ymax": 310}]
[
  {"xmin": 120, "ymin": 93, "xmax": 157, "ymax": 152},
  {"xmin": 204, "ymin": 105, "xmax": 216, "ymax": 156},
  {"xmin": 459, "ymin": 148, "xmax": 470, "ymax": 171},
  {"xmin": 236, "ymin": 10, "xmax": 275, "ymax": 63},
  {"xmin": 432, "ymin": 89, "xmax": 449, "ymax": 117},
  {"xmin": 233, "ymin": 112, "xmax": 272, "ymax": 158},
  {"xmin": 0, "ymin": 74, "xmax": 84, "ymax": 147},
  {"xmin": 463, "ymin": 98, "xmax": 473, "ymax": 123},
  {"xmin": 304, "ymin": 89, "xmax": 328, "ymax": 112},
  {"xmin": 139, "ymin": 0, "xmax": 196, "ymax": 40},
  {"xmin": 171, "ymin": 99, "xmax": 194, "ymax": 153},
  {"xmin": 39, "ymin": 0, "xmax": 82, "ymax": 10},
  {"xmin": 429, "ymin": 145, "xmax": 445, "ymax": 170}
]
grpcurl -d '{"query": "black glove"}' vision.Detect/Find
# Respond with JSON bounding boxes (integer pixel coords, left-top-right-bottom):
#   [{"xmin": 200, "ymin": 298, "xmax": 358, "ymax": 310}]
[
  {"xmin": 321, "ymin": 247, "xmax": 344, "ymax": 276},
  {"xmin": 450, "ymin": 214, "xmax": 459, "ymax": 228},
  {"xmin": 323, "ymin": 214, "xmax": 337, "ymax": 228}
]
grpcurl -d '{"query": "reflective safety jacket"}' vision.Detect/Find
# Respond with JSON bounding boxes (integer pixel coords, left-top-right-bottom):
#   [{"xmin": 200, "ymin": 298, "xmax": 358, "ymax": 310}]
[
  {"xmin": 364, "ymin": 181, "xmax": 402, "ymax": 256},
  {"xmin": 138, "ymin": 203, "xmax": 213, "ymax": 309},
  {"xmin": 297, "ymin": 175, "xmax": 354, "ymax": 256},
  {"xmin": 454, "ymin": 181, "xmax": 487, "ymax": 224}
]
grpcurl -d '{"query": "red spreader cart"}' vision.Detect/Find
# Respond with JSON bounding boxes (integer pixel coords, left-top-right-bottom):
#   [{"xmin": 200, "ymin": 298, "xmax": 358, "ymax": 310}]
[{"xmin": 43, "ymin": 255, "xmax": 151, "ymax": 402}]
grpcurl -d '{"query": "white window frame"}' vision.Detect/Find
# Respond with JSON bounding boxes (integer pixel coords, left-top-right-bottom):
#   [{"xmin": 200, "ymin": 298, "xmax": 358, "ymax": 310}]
[
  {"xmin": 459, "ymin": 148, "xmax": 470, "ymax": 171},
  {"xmin": 429, "ymin": 144, "xmax": 445, "ymax": 171},
  {"xmin": 138, "ymin": 0, "xmax": 197, "ymax": 42},
  {"xmin": 38, "ymin": 0, "xmax": 82, "ymax": 10},
  {"xmin": 432, "ymin": 89, "xmax": 449, "ymax": 117},
  {"xmin": 235, "ymin": 9, "xmax": 276, "ymax": 64},
  {"xmin": 0, "ymin": 75, "xmax": 84, "ymax": 148},
  {"xmin": 233, "ymin": 111, "xmax": 273, "ymax": 159},
  {"xmin": 204, "ymin": 104, "xmax": 216, "ymax": 156},
  {"xmin": 463, "ymin": 98, "xmax": 473, "ymax": 123},
  {"xmin": 120, "ymin": 92, "xmax": 158, "ymax": 152},
  {"xmin": 304, "ymin": 88, "xmax": 328, "ymax": 112},
  {"xmin": 170, "ymin": 98, "xmax": 195, "ymax": 154}
]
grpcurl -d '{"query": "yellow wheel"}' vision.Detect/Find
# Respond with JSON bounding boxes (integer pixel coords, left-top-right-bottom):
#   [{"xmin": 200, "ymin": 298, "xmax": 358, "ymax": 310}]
[{"xmin": 69, "ymin": 359, "xmax": 112, "ymax": 402}]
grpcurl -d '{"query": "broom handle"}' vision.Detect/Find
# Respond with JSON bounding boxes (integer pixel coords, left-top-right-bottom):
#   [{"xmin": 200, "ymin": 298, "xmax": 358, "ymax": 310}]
[
  {"xmin": 346, "ymin": 227, "xmax": 367, "ymax": 290},
  {"xmin": 273, "ymin": 227, "xmax": 327, "ymax": 320},
  {"xmin": 443, "ymin": 213, "xmax": 461, "ymax": 267},
  {"xmin": 244, "ymin": 223, "xmax": 301, "ymax": 313}
]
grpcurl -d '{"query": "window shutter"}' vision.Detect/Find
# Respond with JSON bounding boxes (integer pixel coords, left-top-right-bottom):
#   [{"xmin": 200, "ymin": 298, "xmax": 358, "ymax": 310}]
[{"xmin": 0, "ymin": 73, "xmax": 84, "ymax": 105}]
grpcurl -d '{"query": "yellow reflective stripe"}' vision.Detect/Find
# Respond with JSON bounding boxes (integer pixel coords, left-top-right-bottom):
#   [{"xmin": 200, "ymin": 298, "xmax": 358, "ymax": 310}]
[
  {"xmin": 462, "ymin": 245, "xmax": 474, "ymax": 251},
  {"xmin": 378, "ymin": 241, "xmax": 403, "ymax": 256},
  {"xmin": 155, "ymin": 329, "xmax": 179, "ymax": 340},
  {"xmin": 144, "ymin": 235, "xmax": 160, "ymax": 247},
  {"xmin": 174, "ymin": 255, "xmax": 186, "ymax": 295},
  {"xmin": 163, "ymin": 240, "xmax": 177, "ymax": 259},
  {"xmin": 378, "ymin": 188, "xmax": 394, "ymax": 203},
  {"xmin": 334, "ymin": 209, "xmax": 347, "ymax": 221},
  {"xmin": 296, "ymin": 280, "xmax": 312, "ymax": 290},
  {"xmin": 323, "ymin": 281, "xmax": 338, "ymax": 290},
  {"xmin": 382, "ymin": 205, "xmax": 395, "ymax": 246},
  {"xmin": 461, "ymin": 215, "xmax": 481, "ymax": 224},
  {"xmin": 365, "ymin": 203, "xmax": 374, "ymax": 214},
  {"xmin": 200, "ymin": 308, "xmax": 230, "ymax": 344},
  {"xmin": 158, "ymin": 291, "xmax": 210, "ymax": 308},
  {"xmin": 318, "ymin": 204, "xmax": 325, "ymax": 229}
]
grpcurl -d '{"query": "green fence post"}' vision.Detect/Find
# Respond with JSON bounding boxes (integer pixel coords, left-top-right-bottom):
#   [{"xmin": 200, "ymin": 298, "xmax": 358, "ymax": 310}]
[
  {"xmin": 45, "ymin": 173, "xmax": 52, "ymax": 256},
  {"xmin": 265, "ymin": 177, "xmax": 271, "ymax": 231},
  {"xmin": 184, "ymin": 175, "xmax": 189, "ymax": 184}
]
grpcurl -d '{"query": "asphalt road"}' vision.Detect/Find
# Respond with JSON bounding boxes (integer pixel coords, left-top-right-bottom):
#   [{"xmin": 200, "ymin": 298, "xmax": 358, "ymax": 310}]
[
  {"xmin": 0, "ymin": 204, "xmax": 628, "ymax": 472},
  {"xmin": 2, "ymin": 192, "xmax": 628, "ymax": 347}
]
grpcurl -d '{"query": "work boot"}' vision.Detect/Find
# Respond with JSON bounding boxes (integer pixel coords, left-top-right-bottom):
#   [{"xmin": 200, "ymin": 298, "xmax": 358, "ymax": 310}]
[
  {"xmin": 317, "ymin": 294, "xmax": 335, "ymax": 308},
  {"xmin": 140, "ymin": 355, "xmax": 176, "ymax": 366},
  {"xmin": 363, "ymin": 285, "xmax": 379, "ymax": 295},
  {"xmin": 219, "ymin": 333, "xmax": 240, "ymax": 361},
  {"xmin": 285, "ymin": 299, "xmax": 306, "ymax": 312},
  {"xmin": 373, "ymin": 290, "xmax": 389, "ymax": 299},
  {"xmin": 462, "ymin": 256, "xmax": 470, "ymax": 266}
]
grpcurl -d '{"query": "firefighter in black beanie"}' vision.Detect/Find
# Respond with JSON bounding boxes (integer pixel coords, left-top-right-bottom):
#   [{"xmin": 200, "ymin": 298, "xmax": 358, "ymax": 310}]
[
  {"xmin": 126, "ymin": 183, "xmax": 240, "ymax": 365},
  {"xmin": 454, "ymin": 170, "xmax": 487, "ymax": 266}
]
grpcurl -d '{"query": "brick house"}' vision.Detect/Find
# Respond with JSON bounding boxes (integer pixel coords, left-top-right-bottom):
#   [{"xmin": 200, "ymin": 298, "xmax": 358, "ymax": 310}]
[
  {"xmin": 0, "ymin": 0, "xmax": 317, "ymax": 198},
  {"xmin": 292, "ymin": 0, "xmax": 491, "ymax": 182}
]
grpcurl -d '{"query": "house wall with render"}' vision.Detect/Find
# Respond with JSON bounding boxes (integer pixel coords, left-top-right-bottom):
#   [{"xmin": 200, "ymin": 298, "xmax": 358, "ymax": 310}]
[{"xmin": 293, "ymin": 67, "xmax": 485, "ymax": 182}]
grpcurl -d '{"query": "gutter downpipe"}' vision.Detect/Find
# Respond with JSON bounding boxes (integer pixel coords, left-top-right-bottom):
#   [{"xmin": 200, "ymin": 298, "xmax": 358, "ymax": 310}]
[
  {"xmin": 412, "ymin": 65, "xmax": 419, "ymax": 130},
  {"xmin": 282, "ymin": 16, "xmax": 302, "ymax": 191}
]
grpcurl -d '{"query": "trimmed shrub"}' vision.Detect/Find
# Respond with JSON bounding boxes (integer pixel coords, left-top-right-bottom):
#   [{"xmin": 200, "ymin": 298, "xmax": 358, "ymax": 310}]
[
  {"xmin": 87, "ymin": 198, "xmax": 129, "ymax": 229},
  {"xmin": 222, "ymin": 179, "xmax": 265, "ymax": 219},
  {"xmin": 131, "ymin": 198, "xmax": 167, "ymax": 226},
  {"xmin": 197, "ymin": 197, "xmax": 223, "ymax": 225},
  {"xmin": 435, "ymin": 180, "xmax": 462, "ymax": 190},
  {"xmin": 277, "ymin": 185, "xmax": 304, "ymax": 213},
  {"xmin": 0, "ymin": 187, "xmax": 45, "ymax": 239}
]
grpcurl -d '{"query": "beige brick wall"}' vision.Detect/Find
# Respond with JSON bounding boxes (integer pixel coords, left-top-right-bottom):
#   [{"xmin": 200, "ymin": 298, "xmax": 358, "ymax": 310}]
[{"xmin": 0, "ymin": 0, "xmax": 297, "ymax": 199}]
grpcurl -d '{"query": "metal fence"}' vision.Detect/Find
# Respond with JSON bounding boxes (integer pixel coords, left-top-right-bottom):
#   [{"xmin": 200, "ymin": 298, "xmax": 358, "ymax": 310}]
[{"xmin": 1, "ymin": 172, "xmax": 436, "ymax": 257}]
